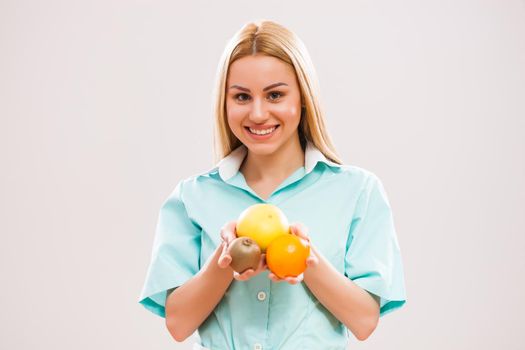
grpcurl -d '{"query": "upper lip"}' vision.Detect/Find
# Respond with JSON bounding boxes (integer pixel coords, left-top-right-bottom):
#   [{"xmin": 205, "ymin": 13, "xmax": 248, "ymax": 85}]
[{"xmin": 245, "ymin": 125, "xmax": 279, "ymax": 130}]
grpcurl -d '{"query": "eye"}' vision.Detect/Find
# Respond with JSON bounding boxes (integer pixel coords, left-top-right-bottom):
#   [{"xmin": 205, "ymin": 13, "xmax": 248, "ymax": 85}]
[
  {"xmin": 234, "ymin": 93, "xmax": 250, "ymax": 102},
  {"xmin": 267, "ymin": 91, "xmax": 283, "ymax": 101}
]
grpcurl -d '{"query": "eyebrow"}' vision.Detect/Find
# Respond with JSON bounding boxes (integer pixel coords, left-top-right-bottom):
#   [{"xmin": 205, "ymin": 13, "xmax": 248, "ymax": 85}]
[{"xmin": 228, "ymin": 82, "xmax": 288, "ymax": 93}]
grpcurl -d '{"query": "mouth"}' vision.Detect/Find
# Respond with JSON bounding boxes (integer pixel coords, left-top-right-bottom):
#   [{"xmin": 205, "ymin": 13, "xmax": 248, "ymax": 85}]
[{"xmin": 244, "ymin": 125, "xmax": 280, "ymax": 136}]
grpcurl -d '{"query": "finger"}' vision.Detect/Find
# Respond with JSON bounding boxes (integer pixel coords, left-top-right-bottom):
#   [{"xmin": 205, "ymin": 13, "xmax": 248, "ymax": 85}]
[
  {"xmin": 285, "ymin": 274, "xmax": 303, "ymax": 284},
  {"xmin": 220, "ymin": 230, "xmax": 234, "ymax": 244},
  {"xmin": 233, "ymin": 268, "xmax": 252, "ymax": 281},
  {"xmin": 221, "ymin": 221, "xmax": 237, "ymax": 243},
  {"xmin": 290, "ymin": 223, "xmax": 310, "ymax": 241},
  {"xmin": 259, "ymin": 254, "xmax": 267, "ymax": 269},
  {"xmin": 229, "ymin": 220, "xmax": 238, "ymax": 237},
  {"xmin": 218, "ymin": 255, "xmax": 232, "ymax": 268},
  {"xmin": 229, "ymin": 221, "xmax": 238, "ymax": 238},
  {"xmin": 297, "ymin": 222, "xmax": 309, "ymax": 236},
  {"xmin": 243, "ymin": 268, "xmax": 254, "ymax": 277},
  {"xmin": 218, "ymin": 242, "xmax": 232, "ymax": 268},
  {"xmin": 306, "ymin": 257, "xmax": 315, "ymax": 267},
  {"xmin": 220, "ymin": 223, "xmax": 229, "ymax": 240},
  {"xmin": 306, "ymin": 251, "xmax": 319, "ymax": 265},
  {"xmin": 268, "ymin": 272, "xmax": 282, "ymax": 282},
  {"xmin": 289, "ymin": 223, "xmax": 299, "ymax": 236},
  {"xmin": 221, "ymin": 240, "xmax": 228, "ymax": 256},
  {"xmin": 236, "ymin": 268, "xmax": 254, "ymax": 281}
]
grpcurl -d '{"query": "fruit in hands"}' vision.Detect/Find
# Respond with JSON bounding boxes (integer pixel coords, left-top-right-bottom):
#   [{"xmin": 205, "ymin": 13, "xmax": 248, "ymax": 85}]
[
  {"xmin": 266, "ymin": 234, "xmax": 310, "ymax": 278},
  {"xmin": 227, "ymin": 237, "xmax": 262, "ymax": 274},
  {"xmin": 236, "ymin": 203, "xmax": 290, "ymax": 252}
]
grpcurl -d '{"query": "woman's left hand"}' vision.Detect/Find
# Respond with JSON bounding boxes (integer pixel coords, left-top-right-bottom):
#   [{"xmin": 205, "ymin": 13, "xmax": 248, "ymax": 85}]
[{"xmin": 268, "ymin": 222, "xmax": 319, "ymax": 284}]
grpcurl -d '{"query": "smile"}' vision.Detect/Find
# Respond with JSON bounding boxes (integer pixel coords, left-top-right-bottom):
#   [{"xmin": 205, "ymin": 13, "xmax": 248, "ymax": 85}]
[{"xmin": 247, "ymin": 125, "xmax": 278, "ymax": 135}]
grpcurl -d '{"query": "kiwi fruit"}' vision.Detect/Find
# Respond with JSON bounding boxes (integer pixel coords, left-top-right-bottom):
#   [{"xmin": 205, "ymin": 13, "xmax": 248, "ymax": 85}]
[{"xmin": 227, "ymin": 237, "xmax": 262, "ymax": 274}]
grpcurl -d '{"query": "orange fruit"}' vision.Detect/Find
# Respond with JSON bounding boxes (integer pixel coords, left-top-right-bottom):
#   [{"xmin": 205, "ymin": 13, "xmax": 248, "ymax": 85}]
[
  {"xmin": 236, "ymin": 204, "xmax": 290, "ymax": 252},
  {"xmin": 266, "ymin": 234, "xmax": 310, "ymax": 278}
]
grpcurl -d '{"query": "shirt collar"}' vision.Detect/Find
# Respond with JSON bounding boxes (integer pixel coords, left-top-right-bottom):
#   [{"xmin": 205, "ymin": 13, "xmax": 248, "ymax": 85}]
[{"xmin": 216, "ymin": 140, "xmax": 342, "ymax": 182}]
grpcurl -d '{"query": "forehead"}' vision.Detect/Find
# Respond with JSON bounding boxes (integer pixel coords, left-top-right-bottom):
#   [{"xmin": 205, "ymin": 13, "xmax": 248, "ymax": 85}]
[{"xmin": 227, "ymin": 55, "xmax": 297, "ymax": 85}]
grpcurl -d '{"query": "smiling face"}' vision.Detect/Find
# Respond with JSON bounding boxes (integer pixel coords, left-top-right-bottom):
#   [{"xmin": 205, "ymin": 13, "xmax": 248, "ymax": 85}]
[{"xmin": 226, "ymin": 54, "xmax": 303, "ymax": 155}]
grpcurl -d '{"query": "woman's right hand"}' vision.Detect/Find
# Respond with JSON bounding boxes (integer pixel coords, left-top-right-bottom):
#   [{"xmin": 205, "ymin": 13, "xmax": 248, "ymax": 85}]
[{"xmin": 217, "ymin": 220, "xmax": 268, "ymax": 281}]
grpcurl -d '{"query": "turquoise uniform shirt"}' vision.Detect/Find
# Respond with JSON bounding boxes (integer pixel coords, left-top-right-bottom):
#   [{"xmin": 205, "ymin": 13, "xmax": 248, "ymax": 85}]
[{"xmin": 138, "ymin": 140, "xmax": 407, "ymax": 349}]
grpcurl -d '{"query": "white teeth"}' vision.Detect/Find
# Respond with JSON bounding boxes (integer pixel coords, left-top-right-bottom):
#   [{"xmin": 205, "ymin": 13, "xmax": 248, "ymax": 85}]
[{"xmin": 249, "ymin": 126, "xmax": 276, "ymax": 135}]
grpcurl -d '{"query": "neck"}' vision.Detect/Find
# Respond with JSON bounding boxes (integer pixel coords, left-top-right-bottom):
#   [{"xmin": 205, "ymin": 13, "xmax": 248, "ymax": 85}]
[{"xmin": 240, "ymin": 135, "xmax": 305, "ymax": 182}]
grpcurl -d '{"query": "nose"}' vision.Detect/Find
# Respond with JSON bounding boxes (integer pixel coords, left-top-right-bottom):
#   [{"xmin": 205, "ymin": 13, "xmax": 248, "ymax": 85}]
[{"xmin": 249, "ymin": 98, "xmax": 268, "ymax": 123}]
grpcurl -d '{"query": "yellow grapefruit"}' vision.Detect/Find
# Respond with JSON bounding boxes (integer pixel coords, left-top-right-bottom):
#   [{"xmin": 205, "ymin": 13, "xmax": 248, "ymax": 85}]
[{"xmin": 236, "ymin": 203, "xmax": 290, "ymax": 252}]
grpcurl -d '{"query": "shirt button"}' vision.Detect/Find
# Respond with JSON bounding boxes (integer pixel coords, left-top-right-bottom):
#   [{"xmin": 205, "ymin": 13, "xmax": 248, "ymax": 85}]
[
  {"xmin": 257, "ymin": 291, "xmax": 266, "ymax": 301},
  {"xmin": 254, "ymin": 343, "xmax": 263, "ymax": 350}
]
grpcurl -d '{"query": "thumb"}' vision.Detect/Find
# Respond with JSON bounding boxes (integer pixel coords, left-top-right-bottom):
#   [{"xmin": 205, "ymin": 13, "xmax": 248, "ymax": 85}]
[
  {"xmin": 218, "ymin": 241, "xmax": 232, "ymax": 268},
  {"xmin": 221, "ymin": 221, "xmax": 237, "ymax": 244}
]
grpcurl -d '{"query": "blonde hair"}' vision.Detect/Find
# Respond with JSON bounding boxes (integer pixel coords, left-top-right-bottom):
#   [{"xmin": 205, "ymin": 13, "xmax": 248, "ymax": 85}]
[{"xmin": 211, "ymin": 19, "xmax": 343, "ymax": 165}]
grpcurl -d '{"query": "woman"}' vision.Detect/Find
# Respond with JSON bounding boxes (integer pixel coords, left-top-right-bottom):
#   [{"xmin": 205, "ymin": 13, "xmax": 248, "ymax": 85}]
[{"xmin": 139, "ymin": 19, "xmax": 407, "ymax": 349}]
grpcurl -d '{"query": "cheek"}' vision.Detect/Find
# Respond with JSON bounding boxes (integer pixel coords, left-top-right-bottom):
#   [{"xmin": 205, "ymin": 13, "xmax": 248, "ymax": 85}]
[
  {"xmin": 271, "ymin": 103, "xmax": 300, "ymax": 122},
  {"xmin": 226, "ymin": 102, "xmax": 245, "ymax": 124}
]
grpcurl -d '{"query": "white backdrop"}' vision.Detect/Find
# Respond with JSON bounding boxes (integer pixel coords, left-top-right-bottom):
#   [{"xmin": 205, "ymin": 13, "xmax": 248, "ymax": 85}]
[{"xmin": 1, "ymin": 0, "xmax": 524, "ymax": 349}]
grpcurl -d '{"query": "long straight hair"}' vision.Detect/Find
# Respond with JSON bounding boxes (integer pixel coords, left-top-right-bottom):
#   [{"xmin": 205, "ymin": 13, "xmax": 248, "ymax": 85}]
[{"xmin": 211, "ymin": 19, "xmax": 343, "ymax": 165}]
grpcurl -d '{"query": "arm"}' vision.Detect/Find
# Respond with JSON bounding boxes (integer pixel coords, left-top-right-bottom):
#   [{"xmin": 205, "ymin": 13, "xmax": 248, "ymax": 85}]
[
  {"xmin": 165, "ymin": 242, "xmax": 234, "ymax": 342},
  {"xmin": 303, "ymin": 244, "xmax": 380, "ymax": 341},
  {"xmin": 165, "ymin": 221, "xmax": 266, "ymax": 342},
  {"xmin": 268, "ymin": 223, "xmax": 381, "ymax": 341}
]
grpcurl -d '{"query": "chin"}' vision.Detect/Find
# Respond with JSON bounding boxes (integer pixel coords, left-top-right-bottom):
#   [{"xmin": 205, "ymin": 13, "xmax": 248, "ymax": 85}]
[{"xmin": 244, "ymin": 141, "xmax": 281, "ymax": 155}]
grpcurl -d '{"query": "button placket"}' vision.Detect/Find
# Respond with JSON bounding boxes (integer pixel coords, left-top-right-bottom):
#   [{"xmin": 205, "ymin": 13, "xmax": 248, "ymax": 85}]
[{"xmin": 250, "ymin": 277, "xmax": 270, "ymax": 350}]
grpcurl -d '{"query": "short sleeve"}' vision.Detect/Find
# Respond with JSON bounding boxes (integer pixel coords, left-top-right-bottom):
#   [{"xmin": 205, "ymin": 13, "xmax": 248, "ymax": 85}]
[
  {"xmin": 138, "ymin": 180, "xmax": 201, "ymax": 318},
  {"xmin": 344, "ymin": 174, "xmax": 407, "ymax": 317}
]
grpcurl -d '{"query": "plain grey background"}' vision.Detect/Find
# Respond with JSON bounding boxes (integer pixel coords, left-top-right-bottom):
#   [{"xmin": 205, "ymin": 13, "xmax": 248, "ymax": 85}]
[{"xmin": 1, "ymin": 0, "xmax": 524, "ymax": 349}]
